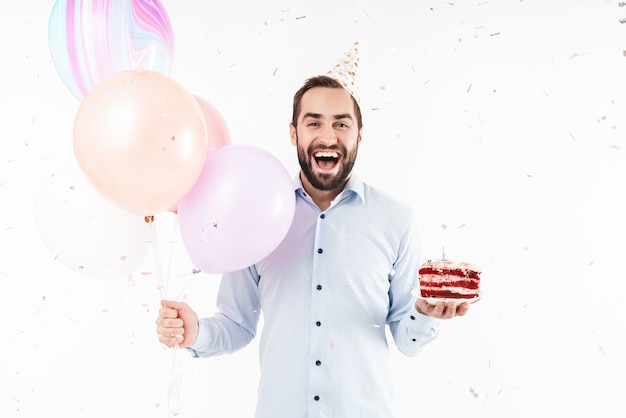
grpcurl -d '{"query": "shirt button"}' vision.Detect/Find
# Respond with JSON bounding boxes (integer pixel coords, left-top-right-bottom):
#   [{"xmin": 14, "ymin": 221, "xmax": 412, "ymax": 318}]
[
  {"xmin": 320, "ymin": 213, "xmax": 325, "ymax": 219},
  {"xmin": 317, "ymin": 248, "xmax": 323, "ymax": 254},
  {"xmin": 315, "ymin": 321, "xmax": 321, "ymax": 327},
  {"xmin": 314, "ymin": 395, "xmax": 320, "ymax": 401},
  {"xmin": 316, "ymin": 284, "xmax": 322, "ymax": 291},
  {"xmin": 315, "ymin": 360, "xmax": 322, "ymax": 366},
  {"xmin": 410, "ymin": 315, "xmax": 416, "ymax": 320}
]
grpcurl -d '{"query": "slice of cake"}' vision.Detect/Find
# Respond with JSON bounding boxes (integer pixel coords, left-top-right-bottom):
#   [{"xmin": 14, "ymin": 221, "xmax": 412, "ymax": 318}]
[{"xmin": 418, "ymin": 259, "xmax": 481, "ymax": 300}]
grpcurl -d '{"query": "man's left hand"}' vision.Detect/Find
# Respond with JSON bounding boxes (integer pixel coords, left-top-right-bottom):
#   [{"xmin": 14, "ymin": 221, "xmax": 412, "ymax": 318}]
[{"xmin": 415, "ymin": 299, "xmax": 470, "ymax": 319}]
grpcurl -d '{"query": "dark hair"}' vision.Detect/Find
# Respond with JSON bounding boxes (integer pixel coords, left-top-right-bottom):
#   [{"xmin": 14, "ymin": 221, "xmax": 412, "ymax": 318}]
[{"xmin": 291, "ymin": 75, "xmax": 363, "ymax": 130}]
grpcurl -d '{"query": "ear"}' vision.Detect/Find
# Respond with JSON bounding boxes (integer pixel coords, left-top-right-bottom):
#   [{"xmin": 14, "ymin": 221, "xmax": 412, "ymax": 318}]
[
  {"xmin": 357, "ymin": 127, "xmax": 363, "ymax": 143},
  {"xmin": 290, "ymin": 122, "xmax": 298, "ymax": 146}
]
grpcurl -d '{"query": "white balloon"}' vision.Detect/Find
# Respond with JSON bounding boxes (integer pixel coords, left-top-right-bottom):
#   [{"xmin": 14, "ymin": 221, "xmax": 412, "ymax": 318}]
[{"xmin": 35, "ymin": 166, "xmax": 152, "ymax": 280}]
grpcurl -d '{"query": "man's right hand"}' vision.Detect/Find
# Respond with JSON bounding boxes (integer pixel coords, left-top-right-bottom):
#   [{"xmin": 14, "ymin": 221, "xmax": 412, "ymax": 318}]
[{"xmin": 156, "ymin": 300, "xmax": 199, "ymax": 348}]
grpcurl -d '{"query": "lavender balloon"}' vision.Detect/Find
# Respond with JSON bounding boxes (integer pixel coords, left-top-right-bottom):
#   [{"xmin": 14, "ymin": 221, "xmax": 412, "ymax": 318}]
[
  {"xmin": 178, "ymin": 145, "xmax": 296, "ymax": 274},
  {"xmin": 48, "ymin": 0, "xmax": 175, "ymax": 101}
]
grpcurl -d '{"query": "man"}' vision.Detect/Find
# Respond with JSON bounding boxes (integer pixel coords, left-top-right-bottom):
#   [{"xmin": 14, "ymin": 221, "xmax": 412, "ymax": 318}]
[{"xmin": 156, "ymin": 47, "xmax": 470, "ymax": 417}]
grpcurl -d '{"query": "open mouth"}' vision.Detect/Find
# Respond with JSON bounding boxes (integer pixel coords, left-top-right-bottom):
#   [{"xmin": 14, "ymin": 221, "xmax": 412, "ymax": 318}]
[{"xmin": 313, "ymin": 150, "xmax": 341, "ymax": 171}]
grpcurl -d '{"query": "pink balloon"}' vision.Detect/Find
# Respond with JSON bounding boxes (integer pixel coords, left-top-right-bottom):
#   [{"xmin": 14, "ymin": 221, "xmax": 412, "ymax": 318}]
[
  {"xmin": 193, "ymin": 95, "xmax": 231, "ymax": 153},
  {"xmin": 166, "ymin": 95, "xmax": 232, "ymax": 215},
  {"xmin": 48, "ymin": 0, "xmax": 175, "ymax": 101},
  {"xmin": 178, "ymin": 145, "xmax": 295, "ymax": 274},
  {"xmin": 73, "ymin": 70, "xmax": 208, "ymax": 216}
]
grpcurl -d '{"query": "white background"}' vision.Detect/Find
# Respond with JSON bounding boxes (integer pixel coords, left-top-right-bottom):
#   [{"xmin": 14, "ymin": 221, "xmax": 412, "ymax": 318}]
[{"xmin": 1, "ymin": 0, "xmax": 625, "ymax": 417}]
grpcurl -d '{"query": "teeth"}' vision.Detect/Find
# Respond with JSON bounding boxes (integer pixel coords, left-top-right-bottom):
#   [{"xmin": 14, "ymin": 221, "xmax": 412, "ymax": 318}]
[{"xmin": 314, "ymin": 151, "xmax": 339, "ymax": 158}]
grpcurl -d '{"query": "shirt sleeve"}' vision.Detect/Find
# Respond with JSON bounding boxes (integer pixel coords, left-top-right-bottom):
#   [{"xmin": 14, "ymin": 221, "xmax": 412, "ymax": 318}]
[
  {"xmin": 186, "ymin": 265, "xmax": 262, "ymax": 358},
  {"xmin": 386, "ymin": 210, "xmax": 441, "ymax": 357},
  {"xmin": 389, "ymin": 306, "xmax": 440, "ymax": 357}
]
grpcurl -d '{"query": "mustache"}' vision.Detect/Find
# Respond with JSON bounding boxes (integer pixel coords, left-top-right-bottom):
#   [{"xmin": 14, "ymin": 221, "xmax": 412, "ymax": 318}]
[{"xmin": 308, "ymin": 143, "xmax": 344, "ymax": 154}]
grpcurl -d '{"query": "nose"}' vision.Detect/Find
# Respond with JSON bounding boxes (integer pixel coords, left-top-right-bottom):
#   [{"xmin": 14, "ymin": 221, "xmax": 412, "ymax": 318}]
[{"xmin": 319, "ymin": 124, "xmax": 337, "ymax": 144}]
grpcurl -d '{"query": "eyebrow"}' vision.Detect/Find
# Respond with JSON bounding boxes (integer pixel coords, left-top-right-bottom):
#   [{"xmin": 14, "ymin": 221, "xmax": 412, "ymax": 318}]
[{"xmin": 302, "ymin": 112, "xmax": 354, "ymax": 121}]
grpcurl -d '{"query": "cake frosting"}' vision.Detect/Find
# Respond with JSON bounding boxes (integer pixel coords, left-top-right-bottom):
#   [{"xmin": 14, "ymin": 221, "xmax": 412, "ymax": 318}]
[{"xmin": 418, "ymin": 259, "xmax": 481, "ymax": 299}]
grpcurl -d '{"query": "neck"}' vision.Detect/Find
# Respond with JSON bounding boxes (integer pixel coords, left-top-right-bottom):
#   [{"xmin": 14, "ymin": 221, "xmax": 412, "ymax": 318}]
[{"xmin": 300, "ymin": 172, "xmax": 348, "ymax": 211}]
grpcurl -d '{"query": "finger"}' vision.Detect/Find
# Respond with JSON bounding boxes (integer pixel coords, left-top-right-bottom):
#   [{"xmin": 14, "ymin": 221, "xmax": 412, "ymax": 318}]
[
  {"xmin": 161, "ymin": 327, "xmax": 183, "ymax": 338},
  {"xmin": 159, "ymin": 333, "xmax": 183, "ymax": 348},
  {"xmin": 156, "ymin": 325, "xmax": 171, "ymax": 338},
  {"xmin": 433, "ymin": 301, "xmax": 446, "ymax": 317},
  {"xmin": 162, "ymin": 300, "xmax": 189, "ymax": 312},
  {"xmin": 456, "ymin": 302, "xmax": 470, "ymax": 316},
  {"xmin": 155, "ymin": 315, "xmax": 173, "ymax": 328},
  {"xmin": 415, "ymin": 299, "xmax": 430, "ymax": 315},
  {"xmin": 156, "ymin": 324, "xmax": 184, "ymax": 339},
  {"xmin": 158, "ymin": 306, "xmax": 179, "ymax": 319},
  {"xmin": 440, "ymin": 301, "xmax": 456, "ymax": 319},
  {"xmin": 156, "ymin": 318, "xmax": 184, "ymax": 333}
]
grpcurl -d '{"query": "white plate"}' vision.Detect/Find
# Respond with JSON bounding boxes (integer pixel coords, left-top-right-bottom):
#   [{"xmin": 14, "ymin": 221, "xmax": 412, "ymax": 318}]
[
  {"xmin": 422, "ymin": 295, "xmax": 481, "ymax": 306},
  {"xmin": 412, "ymin": 288, "xmax": 483, "ymax": 305}
]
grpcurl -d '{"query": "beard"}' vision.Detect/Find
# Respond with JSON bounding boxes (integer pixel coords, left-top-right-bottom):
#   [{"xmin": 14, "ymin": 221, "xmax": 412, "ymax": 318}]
[{"xmin": 296, "ymin": 136, "xmax": 359, "ymax": 192}]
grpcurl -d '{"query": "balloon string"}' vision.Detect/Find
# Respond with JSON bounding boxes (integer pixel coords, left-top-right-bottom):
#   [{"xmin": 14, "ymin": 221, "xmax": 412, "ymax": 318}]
[
  {"xmin": 166, "ymin": 214, "xmax": 199, "ymax": 301},
  {"xmin": 146, "ymin": 216, "xmax": 182, "ymax": 417},
  {"xmin": 165, "ymin": 215, "xmax": 179, "ymax": 293},
  {"xmin": 166, "ymin": 214, "xmax": 184, "ymax": 417},
  {"xmin": 147, "ymin": 216, "xmax": 167, "ymax": 300},
  {"xmin": 168, "ymin": 344, "xmax": 183, "ymax": 416}
]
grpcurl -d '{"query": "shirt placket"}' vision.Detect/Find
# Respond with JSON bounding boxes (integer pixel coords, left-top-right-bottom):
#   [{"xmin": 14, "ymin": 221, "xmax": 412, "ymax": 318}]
[{"xmin": 308, "ymin": 210, "xmax": 329, "ymax": 417}]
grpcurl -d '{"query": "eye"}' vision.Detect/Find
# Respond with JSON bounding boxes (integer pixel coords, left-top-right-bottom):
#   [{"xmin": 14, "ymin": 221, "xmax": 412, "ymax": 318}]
[
  {"xmin": 307, "ymin": 121, "xmax": 319, "ymax": 127},
  {"xmin": 335, "ymin": 122, "xmax": 349, "ymax": 128}
]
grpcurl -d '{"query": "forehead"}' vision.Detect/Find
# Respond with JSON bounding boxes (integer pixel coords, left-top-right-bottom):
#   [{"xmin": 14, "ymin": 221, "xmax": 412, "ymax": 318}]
[{"xmin": 299, "ymin": 87, "xmax": 355, "ymax": 119}]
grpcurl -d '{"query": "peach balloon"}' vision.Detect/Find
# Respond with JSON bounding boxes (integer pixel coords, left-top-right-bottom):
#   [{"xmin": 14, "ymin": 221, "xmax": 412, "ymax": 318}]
[{"xmin": 73, "ymin": 70, "xmax": 208, "ymax": 216}]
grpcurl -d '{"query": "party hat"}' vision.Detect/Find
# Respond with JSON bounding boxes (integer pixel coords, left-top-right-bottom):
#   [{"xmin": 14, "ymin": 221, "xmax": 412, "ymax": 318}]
[{"xmin": 326, "ymin": 41, "xmax": 360, "ymax": 103}]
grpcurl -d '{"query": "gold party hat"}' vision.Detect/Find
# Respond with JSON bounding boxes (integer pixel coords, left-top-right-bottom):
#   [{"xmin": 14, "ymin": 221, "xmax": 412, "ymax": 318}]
[{"xmin": 326, "ymin": 41, "xmax": 360, "ymax": 103}]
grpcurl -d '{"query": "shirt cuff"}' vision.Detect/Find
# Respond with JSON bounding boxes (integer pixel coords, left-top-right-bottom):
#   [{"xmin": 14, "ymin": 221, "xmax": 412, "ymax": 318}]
[
  {"xmin": 186, "ymin": 318, "xmax": 210, "ymax": 358},
  {"xmin": 407, "ymin": 306, "xmax": 440, "ymax": 333}
]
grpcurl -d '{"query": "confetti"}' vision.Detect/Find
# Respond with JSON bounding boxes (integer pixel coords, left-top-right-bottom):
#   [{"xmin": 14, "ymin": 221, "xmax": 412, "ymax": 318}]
[{"xmin": 469, "ymin": 387, "xmax": 479, "ymax": 398}]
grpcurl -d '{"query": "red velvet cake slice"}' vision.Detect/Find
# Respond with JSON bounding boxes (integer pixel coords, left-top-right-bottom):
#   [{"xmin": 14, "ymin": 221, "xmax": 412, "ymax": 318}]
[{"xmin": 418, "ymin": 259, "xmax": 481, "ymax": 300}]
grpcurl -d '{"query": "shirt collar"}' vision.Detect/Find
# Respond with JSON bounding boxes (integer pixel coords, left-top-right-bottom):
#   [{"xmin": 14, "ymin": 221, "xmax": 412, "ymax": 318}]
[{"xmin": 293, "ymin": 172, "xmax": 366, "ymax": 205}]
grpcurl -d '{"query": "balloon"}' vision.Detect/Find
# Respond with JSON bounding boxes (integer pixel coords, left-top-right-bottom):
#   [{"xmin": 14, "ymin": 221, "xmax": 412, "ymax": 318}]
[
  {"xmin": 165, "ymin": 95, "xmax": 231, "ymax": 215},
  {"xmin": 73, "ymin": 70, "xmax": 208, "ymax": 216},
  {"xmin": 193, "ymin": 95, "xmax": 231, "ymax": 153},
  {"xmin": 35, "ymin": 166, "xmax": 152, "ymax": 280},
  {"xmin": 178, "ymin": 145, "xmax": 295, "ymax": 274},
  {"xmin": 48, "ymin": 0, "xmax": 174, "ymax": 101}
]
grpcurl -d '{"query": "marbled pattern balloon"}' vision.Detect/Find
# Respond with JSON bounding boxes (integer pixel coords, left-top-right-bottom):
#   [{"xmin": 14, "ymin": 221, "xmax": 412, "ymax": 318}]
[{"xmin": 48, "ymin": 0, "xmax": 174, "ymax": 101}]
